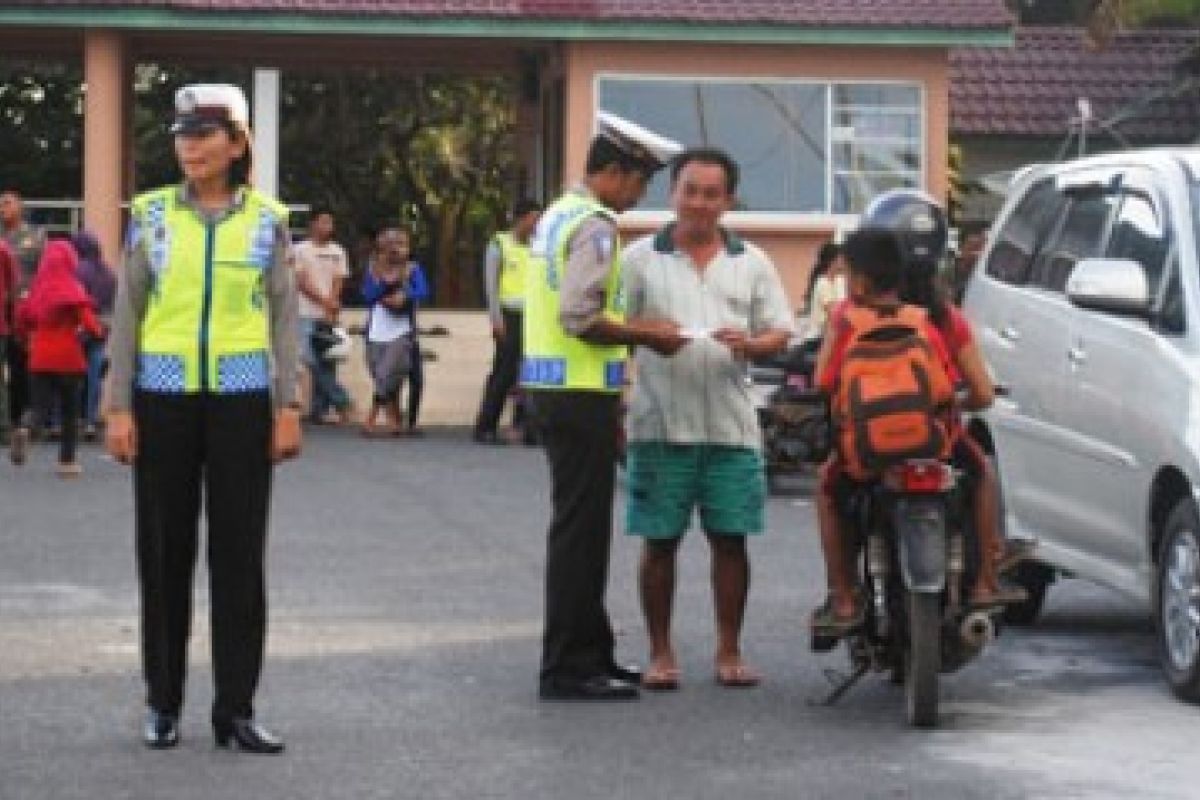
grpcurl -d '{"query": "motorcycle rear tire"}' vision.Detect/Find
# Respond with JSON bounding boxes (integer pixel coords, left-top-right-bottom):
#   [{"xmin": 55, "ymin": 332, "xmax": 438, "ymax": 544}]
[{"xmin": 905, "ymin": 591, "xmax": 941, "ymax": 728}]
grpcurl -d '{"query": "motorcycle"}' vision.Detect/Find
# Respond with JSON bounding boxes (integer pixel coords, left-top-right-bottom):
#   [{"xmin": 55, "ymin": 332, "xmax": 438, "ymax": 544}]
[
  {"xmin": 812, "ymin": 456, "xmax": 999, "ymax": 728},
  {"xmin": 749, "ymin": 340, "xmax": 831, "ymax": 492}
]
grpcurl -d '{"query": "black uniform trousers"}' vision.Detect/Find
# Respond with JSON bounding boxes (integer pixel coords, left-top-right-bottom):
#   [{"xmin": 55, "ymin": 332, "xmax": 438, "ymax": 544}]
[
  {"xmin": 133, "ymin": 390, "xmax": 273, "ymax": 723},
  {"xmin": 474, "ymin": 308, "xmax": 523, "ymax": 436},
  {"xmin": 528, "ymin": 389, "xmax": 621, "ymax": 680}
]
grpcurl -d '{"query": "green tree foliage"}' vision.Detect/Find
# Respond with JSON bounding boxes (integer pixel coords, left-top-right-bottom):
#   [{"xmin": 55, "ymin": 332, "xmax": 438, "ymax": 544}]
[
  {"xmin": 277, "ymin": 71, "xmax": 517, "ymax": 307},
  {"xmin": 1012, "ymin": 0, "xmax": 1200, "ymax": 29},
  {"xmin": 0, "ymin": 61, "xmax": 519, "ymax": 307},
  {"xmin": 0, "ymin": 61, "xmax": 83, "ymax": 199}
]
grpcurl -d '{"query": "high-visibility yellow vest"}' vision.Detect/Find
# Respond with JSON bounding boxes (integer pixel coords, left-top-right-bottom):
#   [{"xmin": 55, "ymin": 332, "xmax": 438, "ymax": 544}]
[
  {"xmin": 521, "ymin": 191, "xmax": 627, "ymax": 393},
  {"xmin": 131, "ymin": 185, "xmax": 288, "ymax": 395},
  {"xmin": 494, "ymin": 231, "xmax": 531, "ymax": 306}
]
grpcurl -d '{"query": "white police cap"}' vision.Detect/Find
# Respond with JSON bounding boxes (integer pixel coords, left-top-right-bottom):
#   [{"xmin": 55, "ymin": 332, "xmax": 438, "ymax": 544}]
[
  {"xmin": 595, "ymin": 111, "xmax": 683, "ymax": 173},
  {"xmin": 171, "ymin": 84, "xmax": 250, "ymax": 135}
]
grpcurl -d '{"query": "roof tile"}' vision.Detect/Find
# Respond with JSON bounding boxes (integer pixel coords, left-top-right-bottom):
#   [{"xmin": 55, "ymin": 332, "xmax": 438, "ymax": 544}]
[{"xmin": 951, "ymin": 26, "xmax": 1200, "ymax": 141}]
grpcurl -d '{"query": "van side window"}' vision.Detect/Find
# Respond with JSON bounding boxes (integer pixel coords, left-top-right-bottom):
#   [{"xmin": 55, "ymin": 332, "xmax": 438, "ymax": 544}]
[
  {"xmin": 984, "ymin": 178, "xmax": 1066, "ymax": 285},
  {"xmin": 1157, "ymin": 253, "xmax": 1186, "ymax": 335},
  {"xmin": 1107, "ymin": 190, "xmax": 1171, "ymax": 296},
  {"xmin": 1034, "ymin": 191, "xmax": 1119, "ymax": 292}
]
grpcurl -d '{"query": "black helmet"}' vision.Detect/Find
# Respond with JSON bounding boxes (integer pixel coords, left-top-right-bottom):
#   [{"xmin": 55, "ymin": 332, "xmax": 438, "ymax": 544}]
[{"xmin": 859, "ymin": 188, "xmax": 948, "ymax": 270}]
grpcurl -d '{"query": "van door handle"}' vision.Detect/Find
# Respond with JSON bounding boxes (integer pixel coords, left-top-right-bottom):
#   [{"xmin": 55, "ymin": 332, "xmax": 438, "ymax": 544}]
[
  {"xmin": 1068, "ymin": 346, "xmax": 1088, "ymax": 365},
  {"xmin": 1000, "ymin": 326, "xmax": 1021, "ymax": 343}
]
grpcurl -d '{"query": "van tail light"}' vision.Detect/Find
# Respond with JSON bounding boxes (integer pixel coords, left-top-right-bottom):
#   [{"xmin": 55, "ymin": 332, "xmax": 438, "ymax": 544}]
[{"xmin": 884, "ymin": 461, "xmax": 955, "ymax": 494}]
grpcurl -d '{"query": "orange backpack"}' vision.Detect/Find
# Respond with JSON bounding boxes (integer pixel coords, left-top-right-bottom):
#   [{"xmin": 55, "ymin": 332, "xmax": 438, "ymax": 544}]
[{"xmin": 832, "ymin": 304, "xmax": 955, "ymax": 480}]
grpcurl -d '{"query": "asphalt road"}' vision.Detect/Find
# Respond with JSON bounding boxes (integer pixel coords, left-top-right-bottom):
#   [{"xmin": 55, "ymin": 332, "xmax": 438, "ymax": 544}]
[{"xmin": 1, "ymin": 428, "xmax": 1196, "ymax": 799}]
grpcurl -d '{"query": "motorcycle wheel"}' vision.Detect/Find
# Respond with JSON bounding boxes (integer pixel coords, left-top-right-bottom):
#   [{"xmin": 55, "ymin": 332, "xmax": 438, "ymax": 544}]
[{"xmin": 905, "ymin": 592, "xmax": 941, "ymax": 728}]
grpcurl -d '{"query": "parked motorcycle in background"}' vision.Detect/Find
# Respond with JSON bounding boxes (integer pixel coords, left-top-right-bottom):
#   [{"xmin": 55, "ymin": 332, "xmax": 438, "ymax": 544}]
[{"xmin": 749, "ymin": 339, "xmax": 831, "ymax": 493}]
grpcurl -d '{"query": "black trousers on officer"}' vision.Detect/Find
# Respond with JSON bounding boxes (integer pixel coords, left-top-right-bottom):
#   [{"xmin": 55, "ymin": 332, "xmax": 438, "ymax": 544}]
[
  {"xmin": 133, "ymin": 390, "xmax": 273, "ymax": 723},
  {"xmin": 474, "ymin": 308, "xmax": 523, "ymax": 436},
  {"xmin": 528, "ymin": 389, "xmax": 621, "ymax": 680}
]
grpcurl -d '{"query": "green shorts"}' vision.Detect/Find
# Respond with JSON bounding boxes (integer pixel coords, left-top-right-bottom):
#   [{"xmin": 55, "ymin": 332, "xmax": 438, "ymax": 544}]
[{"xmin": 625, "ymin": 443, "xmax": 766, "ymax": 539}]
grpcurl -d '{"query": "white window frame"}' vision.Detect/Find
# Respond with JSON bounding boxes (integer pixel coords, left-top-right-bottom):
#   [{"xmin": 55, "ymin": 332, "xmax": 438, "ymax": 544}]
[{"xmin": 593, "ymin": 73, "xmax": 926, "ymax": 227}]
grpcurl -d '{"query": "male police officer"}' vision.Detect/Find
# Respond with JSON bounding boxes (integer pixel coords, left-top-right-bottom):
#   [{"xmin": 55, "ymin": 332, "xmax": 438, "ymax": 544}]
[
  {"xmin": 473, "ymin": 198, "xmax": 542, "ymax": 443},
  {"xmin": 525, "ymin": 113, "xmax": 687, "ymax": 701}
]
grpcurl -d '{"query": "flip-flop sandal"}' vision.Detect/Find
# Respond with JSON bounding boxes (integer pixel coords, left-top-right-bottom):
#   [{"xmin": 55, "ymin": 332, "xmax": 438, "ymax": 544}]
[
  {"xmin": 715, "ymin": 663, "xmax": 762, "ymax": 688},
  {"xmin": 809, "ymin": 595, "xmax": 866, "ymax": 636},
  {"xmin": 643, "ymin": 665, "xmax": 681, "ymax": 691}
]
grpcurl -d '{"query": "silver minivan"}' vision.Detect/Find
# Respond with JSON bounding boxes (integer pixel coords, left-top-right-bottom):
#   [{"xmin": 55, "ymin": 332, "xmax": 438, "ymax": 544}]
[{"xmin": 963, "ymin": 147, "xmax": 1200, "ymax": 703}]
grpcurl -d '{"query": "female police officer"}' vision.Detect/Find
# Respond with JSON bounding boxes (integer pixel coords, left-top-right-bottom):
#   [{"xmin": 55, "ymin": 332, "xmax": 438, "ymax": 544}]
[{"xmin": 106, "ymin": 84, "xmax": 300, "ymax": 754}]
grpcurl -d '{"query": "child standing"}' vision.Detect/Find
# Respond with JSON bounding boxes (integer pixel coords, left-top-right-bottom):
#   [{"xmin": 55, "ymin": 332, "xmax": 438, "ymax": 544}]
[{"xmin": 10, "ymin": 240, "xmax": 103, "ymax": 476}]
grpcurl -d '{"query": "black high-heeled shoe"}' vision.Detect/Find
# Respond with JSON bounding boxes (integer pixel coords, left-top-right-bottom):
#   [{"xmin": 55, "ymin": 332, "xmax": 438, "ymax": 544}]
[
  {"xmin": 142, "ymin": 708, "xmax": 179, "ymax": 749},
  {"xmin": 212, "ymin": 717, "xmax": 285, "ymax": 754}
]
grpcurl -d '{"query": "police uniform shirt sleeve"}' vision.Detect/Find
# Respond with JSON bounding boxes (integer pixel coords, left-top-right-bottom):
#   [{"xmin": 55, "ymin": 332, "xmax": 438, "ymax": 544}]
[
  {"xmin": 747, "ymin": 244, "xmax": 795, "ymax": 337},
  {"xmin": 483, "ymin": 239, "xmax": 503, "ymax": 327},
  {"xmin": 267, "ymin": 221, "xmax": 300, "ymax": 409},
  {"xmin": 106, "ymin": 216, "xmax": 154, "ymax": 414},
  {"xmin": 558, "ymin": 215, "xmax": 618, "ymax": 336}
]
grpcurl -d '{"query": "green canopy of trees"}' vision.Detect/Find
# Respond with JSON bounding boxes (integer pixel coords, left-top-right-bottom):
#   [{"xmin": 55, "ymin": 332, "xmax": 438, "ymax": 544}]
[{"xmin": 0, "ymin": 61, "xmax": 522, "ymax": 307}]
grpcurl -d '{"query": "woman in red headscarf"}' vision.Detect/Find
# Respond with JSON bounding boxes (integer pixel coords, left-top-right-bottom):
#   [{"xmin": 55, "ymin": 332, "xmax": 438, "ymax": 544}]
[{"xmin": 9, "ymin": 239, "xmax": 103, "ymax": 475}]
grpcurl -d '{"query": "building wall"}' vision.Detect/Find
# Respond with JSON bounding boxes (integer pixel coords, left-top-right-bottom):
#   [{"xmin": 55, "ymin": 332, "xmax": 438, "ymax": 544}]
[{"xmin": 561, "ymin": 40, "xmax": 951, "ymax": 310}]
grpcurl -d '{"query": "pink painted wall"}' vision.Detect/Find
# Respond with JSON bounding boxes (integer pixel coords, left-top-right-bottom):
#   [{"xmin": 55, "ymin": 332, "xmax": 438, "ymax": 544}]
[
  {"xmin": 82, "ymin": 30, "xmax": 126, "ymax": 266},
  {"xmin": 561, "ymin": 40, "xmax": 951, "ymax": 309}
]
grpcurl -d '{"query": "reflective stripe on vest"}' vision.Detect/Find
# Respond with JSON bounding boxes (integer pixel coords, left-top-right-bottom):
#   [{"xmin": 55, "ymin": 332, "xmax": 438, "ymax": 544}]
[
  {"xmin": 494, "ymin": 231, "xmax": 530, "ymax": 306},
  {"xmin": 132, "ymin": 186, "xmax": 288, "ymax": 395},
  {"xmin": 521, "ymin": 192, "xmax": 627, "ymax": 393}
]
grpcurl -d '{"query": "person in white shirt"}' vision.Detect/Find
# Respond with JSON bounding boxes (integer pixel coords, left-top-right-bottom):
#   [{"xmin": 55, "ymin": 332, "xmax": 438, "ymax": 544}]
[
  {"xmin": 293, "ymin": 209, "xmax": 352, "ymax": 424},
  {"xmin": 623, "ymin": 148, "xmax": 793, "ymax": 690},
  {"xmin": 802, "ymin": 242, "xmax": 847, "ymax": 342}
]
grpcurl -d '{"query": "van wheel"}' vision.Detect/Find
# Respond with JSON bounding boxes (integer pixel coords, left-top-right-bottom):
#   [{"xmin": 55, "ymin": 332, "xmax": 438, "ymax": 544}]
[
  {"xmin": 1002, "ymin": 562, "xmax": 1053, "ymax": 626},
  {"xmin": 1156, "ymin": 500, "xmax": 1200, "ymax": 703}
]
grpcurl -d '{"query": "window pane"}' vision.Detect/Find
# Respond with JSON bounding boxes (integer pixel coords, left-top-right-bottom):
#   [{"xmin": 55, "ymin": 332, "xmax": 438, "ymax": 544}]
[
  {"xmin": 831, "ymin": 83, "xmax": 921, "ymax": 213},
  {"xmin": 1107, "ymin": 191, "xmax": 1170, "ymax": 295},
  {"xmin": 832, "ymin": 141, "xmax": 921, "ymax": 173},
  {"xmin": 598, "ymin": 79, "xmax": 828, "ymax": 212},
  {"xmin": 985, "ymin": 178, "xmax": 1067, "ymax": 285},
  {"xmin": 833, "ymin": 84, "xmax": 920, "ymax": 109},
  {"xmin": 1036, "ymin": 192, "xmax": 1119, "ymax": 292},
  {"xmin": 832, "ymin": 109, "xmax": 920, "ymax": 139},
  {"xmin": 1159, "ymin": 253, "xmax": 1185, "ymax": 334}
]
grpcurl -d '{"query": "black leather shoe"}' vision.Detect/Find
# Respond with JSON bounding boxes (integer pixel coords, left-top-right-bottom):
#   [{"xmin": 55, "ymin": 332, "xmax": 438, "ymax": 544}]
[
  {"xmin": 213, "ymin": 718, "xmax": 285, "ymax": 754},
  {"xmin": 606, "ymin": 662, "xmax": 643, "ymax": 686},
  {"xmin": 142, "ymin": 708, "xmax": 179, "ymax": 749},
  {"xmin": 539, "ymin": 674, "xmax": 640, "ymax": 701}
]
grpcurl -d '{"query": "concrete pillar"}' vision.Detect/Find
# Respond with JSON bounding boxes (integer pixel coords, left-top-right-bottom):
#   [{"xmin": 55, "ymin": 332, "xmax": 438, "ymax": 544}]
[
  {"xmin": 82, "ymin": 30, "xmax": 125, "ymax": 264},
  {"xmin": 252, "ymin": 68, "xmax": 280, "ymax": 198}
]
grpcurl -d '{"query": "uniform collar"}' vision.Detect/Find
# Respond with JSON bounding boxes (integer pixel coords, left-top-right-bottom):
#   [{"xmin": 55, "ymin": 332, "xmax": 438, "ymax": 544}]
[
  {"xmin": 653, "ymin": 223, "xmax": 745, "ymax": 256},
  {"xmin": 177, "ymin": 183, "xmax": 248, "ymax": 221}
]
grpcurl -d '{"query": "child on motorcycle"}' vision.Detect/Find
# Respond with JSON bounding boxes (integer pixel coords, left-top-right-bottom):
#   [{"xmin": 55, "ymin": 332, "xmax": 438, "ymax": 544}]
[{"xmin": 809, "ymin": 191, "xmax": 1023, "ymax": 636}]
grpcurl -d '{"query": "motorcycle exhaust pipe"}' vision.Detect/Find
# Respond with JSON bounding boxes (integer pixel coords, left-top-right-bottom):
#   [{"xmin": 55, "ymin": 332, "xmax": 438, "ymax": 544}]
[{"xmin": 959, "ymin": 611, "xmax": 996, "ymax": 650}]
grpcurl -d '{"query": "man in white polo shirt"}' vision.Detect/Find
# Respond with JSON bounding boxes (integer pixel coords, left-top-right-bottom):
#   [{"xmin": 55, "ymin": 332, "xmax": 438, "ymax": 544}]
[
  {"xmin": 294, "ymin": 209, "xmax": 352, "ymax": 425},
  {"xmin": 623, "ymin": 147, "xmax": 793, "ymax": 690}
]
